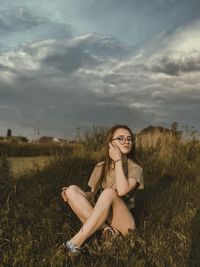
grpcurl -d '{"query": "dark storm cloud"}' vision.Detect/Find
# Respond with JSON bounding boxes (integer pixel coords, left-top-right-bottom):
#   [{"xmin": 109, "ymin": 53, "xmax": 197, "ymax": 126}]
[
  {"xmin": 0, "ymin": 65, "xmax": 10, "ymax": 71},
  {"xmin": 43, "ymin": 47, "xmax": 94, "ymax": 73},
  {"xmin": 149, "ymin": 51, "xmax": 200, "ymax": 76},
  {"xmin": 0, "ymin": 65, "xmax": 148, "ymax": 137},
  {"xmin": 1, "ymin": 30, "xmax": 199, "ymax": 135},
  {"xmin": 0, "ymin": 33, "xmax": 152, "ymax": 137},
  {"xmin": 151, "ymin": 87, "xmax": 200, "ymax": 127},
  {"xmin": 42, "ymin": 34, "xmax": 131, "ymax": 73}
]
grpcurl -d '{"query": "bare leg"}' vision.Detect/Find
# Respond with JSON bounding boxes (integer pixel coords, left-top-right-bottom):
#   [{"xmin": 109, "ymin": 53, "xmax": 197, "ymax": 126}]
[
  {"xmin": 107, "ymin": 195, "xmax": 136, "ymax": 235},
  {"xmin": 64, "ymin": 185, "xmax": 109, "ymax": 229},
  {"xmin": 69, "ymin": 188, "xmax": 134, "ymax": 247},
  {"xmin": 64, "ymin": 185, "xmax": 93, "ymax": 223}
]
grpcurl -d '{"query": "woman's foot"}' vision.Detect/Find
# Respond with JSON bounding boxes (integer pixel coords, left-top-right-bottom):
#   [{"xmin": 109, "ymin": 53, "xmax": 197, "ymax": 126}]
[
  {"xmin": 63, "ymin": 240, "xmax": 80, "ymax": 253},
  {"xmin": 61, "ymin": 241, "xmax": 80, "ymax": 257},
  {"xmin": 101, "ymin": 226, "xmax": 120, "ymax": 242}
]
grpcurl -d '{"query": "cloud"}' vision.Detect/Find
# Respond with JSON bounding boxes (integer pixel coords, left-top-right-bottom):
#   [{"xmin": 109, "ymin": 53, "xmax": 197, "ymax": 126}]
[
  {"xmin": 0, "ymin": 33, "xmax": 150, "ymax": 137},
  {"xmin": 0, "ymin": 6, "xmax": 72, "ymax": 52},
  {"xmin": 0, "ymin": 33, "xmax": 131, "ymax": 76},
  {"xmin": 0, "ymin": 28, "xmax": 200, "ymax": 138},
  {"xmin": 139, "ymin": 19, "xmax": 200, "ymax": 76},
  {"xmin": 0, "ymin": 7, "xmax": 47, "ymax": 34},
  {"xmin": 148, "ymin": 50, "xmax": 200, "ymax": 76},
  {"xmin": 80, "ymin": 0, "xmax": 200, "ymax": 45},
  {"xmin": 42, "ymin": 34, "xmax": 132, "ymax": 74}
]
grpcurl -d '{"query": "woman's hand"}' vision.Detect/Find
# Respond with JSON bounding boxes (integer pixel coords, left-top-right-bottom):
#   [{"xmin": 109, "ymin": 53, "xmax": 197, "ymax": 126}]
[
  {"xmin": 109, "ymin": 142, "xmax": 122, "ymax": 161},
  {"xmin": 61, "ymin": 187, "xmax": 68, "ymax": 202}
]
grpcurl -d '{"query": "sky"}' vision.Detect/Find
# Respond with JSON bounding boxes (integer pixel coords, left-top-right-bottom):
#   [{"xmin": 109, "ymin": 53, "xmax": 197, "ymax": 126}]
[{"xmin": 0, "ymin": 0, "xmax": 200, "ymax": 139}]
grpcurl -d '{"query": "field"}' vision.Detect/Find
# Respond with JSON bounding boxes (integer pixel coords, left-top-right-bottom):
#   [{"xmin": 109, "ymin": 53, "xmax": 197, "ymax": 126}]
[
  {"xmin": 10, "ymin": 156, "xmax": 51, "ymax": 177},
  {"xmin": 0, "ymin": 128, "xmax": 200, "ymax": 267}
]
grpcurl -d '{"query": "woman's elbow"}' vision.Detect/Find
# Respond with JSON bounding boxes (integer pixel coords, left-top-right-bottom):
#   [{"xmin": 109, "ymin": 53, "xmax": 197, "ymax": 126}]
[{"xmin": 117, "ymin": 184, "xmax": 138, "ymax": 197}]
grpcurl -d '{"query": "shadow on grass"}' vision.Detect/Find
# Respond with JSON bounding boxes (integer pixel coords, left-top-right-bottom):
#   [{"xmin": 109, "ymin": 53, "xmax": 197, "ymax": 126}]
[
  {"xmin": 134, "ymin": 173, "xmax": 175, "ymax": 228},
  {"xmin": 188, "ymin": 209, "xmax": 200, "ymax": 267}
]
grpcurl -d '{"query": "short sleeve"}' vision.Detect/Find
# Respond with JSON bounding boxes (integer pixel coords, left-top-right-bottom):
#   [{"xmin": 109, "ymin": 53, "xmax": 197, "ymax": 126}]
[
  {"xmin": 127, "ymin": 160, "xmax": 144, "ymax": 190},
  {"xmin": 88, "ymin": 161, "xmax": 104, "ymax": 191}
]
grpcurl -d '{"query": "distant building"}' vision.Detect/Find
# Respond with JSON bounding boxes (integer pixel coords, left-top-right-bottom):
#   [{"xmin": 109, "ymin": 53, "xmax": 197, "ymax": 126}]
[{"xmin": 38, "ymin": 136, "xmax": 67, "ymax": 143}]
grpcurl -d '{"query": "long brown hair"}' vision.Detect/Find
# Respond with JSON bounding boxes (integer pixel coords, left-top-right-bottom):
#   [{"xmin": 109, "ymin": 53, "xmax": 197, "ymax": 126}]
[{"xmin": 102, "ymin": 124, "xmax": 139, "ymax": 182}]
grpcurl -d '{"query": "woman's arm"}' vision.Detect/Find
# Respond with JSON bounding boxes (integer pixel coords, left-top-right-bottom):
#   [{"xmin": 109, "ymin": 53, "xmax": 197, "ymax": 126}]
[
  {"xmin": 109, "ymin": 143, "xmax": 139, "ymax": 196},
  {"xmin": 115, "ymin": 160, "xmax": 138, "ymax": 196}
]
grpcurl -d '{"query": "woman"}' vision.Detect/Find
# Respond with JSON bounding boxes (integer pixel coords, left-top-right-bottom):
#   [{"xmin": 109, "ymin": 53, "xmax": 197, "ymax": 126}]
[{"xmin": 61, "ymin": 124, "xmax": 144, "ymax": 255}]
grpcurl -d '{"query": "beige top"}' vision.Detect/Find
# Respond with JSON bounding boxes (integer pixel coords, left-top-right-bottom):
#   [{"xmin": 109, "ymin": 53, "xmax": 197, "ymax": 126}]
[{"xmin": 88, "ymin": 159, "xmax": 144, "ymax": 209}]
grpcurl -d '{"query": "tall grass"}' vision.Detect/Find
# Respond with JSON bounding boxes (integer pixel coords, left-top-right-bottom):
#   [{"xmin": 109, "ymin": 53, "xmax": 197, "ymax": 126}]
[
  {"xmin": 0, "ymin": 128, "xmax": 200, "ymax": 266},
  {"xmin": 0, "ymin": 142, "xmax": 73, "ymax": 157}
]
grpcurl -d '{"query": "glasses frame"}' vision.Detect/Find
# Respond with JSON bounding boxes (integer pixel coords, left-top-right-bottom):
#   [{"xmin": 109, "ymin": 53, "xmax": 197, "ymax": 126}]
[{"xmin": 112, "ymin": 136, "xmax": 133, "ymax": 145}]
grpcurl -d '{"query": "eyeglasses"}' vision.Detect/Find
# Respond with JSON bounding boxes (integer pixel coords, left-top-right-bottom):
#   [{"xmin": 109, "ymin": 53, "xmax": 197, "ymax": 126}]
[{"xmin": 112, "ymin": 136, "xmax": 133, "ymax": 145}]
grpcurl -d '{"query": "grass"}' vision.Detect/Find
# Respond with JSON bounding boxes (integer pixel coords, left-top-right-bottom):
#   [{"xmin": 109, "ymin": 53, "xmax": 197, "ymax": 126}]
[
  {"xmin": 0, "ymin": 129, "xmax": 200, "ymax": 267},
  {"xmin": 9, "ymin": 156, "xmax": 51, "ymax": 177}
]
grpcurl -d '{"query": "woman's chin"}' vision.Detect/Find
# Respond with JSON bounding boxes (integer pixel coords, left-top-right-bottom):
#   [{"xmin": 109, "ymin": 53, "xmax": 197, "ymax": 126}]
[{"xmin": 121, "ymin": 148, "xmax": 131, "ymax": 154}]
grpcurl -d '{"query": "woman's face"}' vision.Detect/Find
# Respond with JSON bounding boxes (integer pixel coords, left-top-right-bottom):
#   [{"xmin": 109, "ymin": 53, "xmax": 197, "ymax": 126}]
[{"xmin": 111, "ymin": 128, "xmax": 133, "ymax": 154}]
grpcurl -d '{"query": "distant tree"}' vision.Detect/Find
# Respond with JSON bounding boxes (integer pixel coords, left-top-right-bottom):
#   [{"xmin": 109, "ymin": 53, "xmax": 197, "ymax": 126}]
[
  {"xmin": 170, "ymin": 122, "xmax": 178, "ymax": 132},
  {"xmin": 170, "ymin": 122, "xmax": 182, "ymax": 139},
  {"xmin": 19, "ymin": 136, "xmax": 29, "ymax": 143},
  {"xmin": 6, "ymin": 128, "xmax": 12, "ymax": 138}
]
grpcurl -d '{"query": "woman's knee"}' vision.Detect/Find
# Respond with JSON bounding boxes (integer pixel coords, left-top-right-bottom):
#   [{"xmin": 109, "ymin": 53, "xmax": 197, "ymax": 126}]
[
  {"xmin": 121, "ymin": 225, "xmax": 136, "ymax": 236},
  {"xmin": 65, "ymin": 185, "xmax": 80, "ymax": 200}
]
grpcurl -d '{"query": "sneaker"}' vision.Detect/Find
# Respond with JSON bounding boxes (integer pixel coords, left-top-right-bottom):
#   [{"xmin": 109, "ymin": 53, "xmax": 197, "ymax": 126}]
[
  {"xmin": 62, "ymin": 241, "xmax": 80, "ymax": 256},
  {"xmin": 101, "ymin": 226, "xmax": 120, "ymax": 242}
]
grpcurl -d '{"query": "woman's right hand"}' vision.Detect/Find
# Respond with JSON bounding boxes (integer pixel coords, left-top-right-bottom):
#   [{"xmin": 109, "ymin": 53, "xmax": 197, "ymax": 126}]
[{"xmin": 61, "ymin": 187, "xmax": 68, "ymax": 202}]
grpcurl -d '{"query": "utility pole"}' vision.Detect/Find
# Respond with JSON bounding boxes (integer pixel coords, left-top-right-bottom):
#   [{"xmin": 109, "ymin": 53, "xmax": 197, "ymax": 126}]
[
  {"xmin": 76, "ymin": 126, "xmax": 80, "ymax": 142},
  {"xmin": 36, "ymin": 128, "xmax": 40, "ymax": 143}
]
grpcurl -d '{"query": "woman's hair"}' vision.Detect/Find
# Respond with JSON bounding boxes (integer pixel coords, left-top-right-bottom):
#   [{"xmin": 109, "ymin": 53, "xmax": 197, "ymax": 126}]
[{"xmin": 102, "ymin": 124, "xmax": 139, "ymax": 182}]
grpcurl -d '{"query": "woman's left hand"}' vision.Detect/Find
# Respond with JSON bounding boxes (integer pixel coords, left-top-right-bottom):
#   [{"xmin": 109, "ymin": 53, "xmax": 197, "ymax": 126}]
[{"xmin": 109, "ymin": 142, "xmax": 122, "ymax": 161}]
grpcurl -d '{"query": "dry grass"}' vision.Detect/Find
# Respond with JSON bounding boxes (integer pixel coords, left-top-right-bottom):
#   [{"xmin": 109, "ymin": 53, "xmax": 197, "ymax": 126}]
[
  {"xmin": 0, "ymin": 128, "xmax": 200, "ymax": 266},
  {"xmin": 9, "ymin": 156, "xmax": 51, "ymax": 178}
]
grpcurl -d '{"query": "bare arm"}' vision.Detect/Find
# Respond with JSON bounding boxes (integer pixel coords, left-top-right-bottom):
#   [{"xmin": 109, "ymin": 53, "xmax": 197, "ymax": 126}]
[
  {"xmin": 109, "ymin": 143, "xmax": 138, "ymax": 196},
  {"xmin": 115, "ymin": 160, "xmax": 138, "ymax": 196}
]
